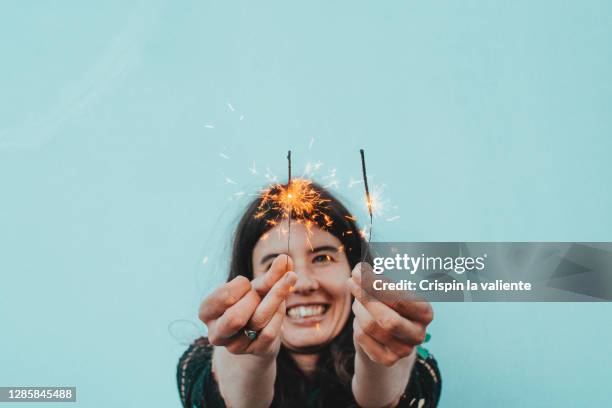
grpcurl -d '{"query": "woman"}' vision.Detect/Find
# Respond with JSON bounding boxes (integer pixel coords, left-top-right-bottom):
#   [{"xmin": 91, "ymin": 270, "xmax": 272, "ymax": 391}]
[{"xmin": 177, "ymin": 180, "xmax": 441, "ymax": 407}]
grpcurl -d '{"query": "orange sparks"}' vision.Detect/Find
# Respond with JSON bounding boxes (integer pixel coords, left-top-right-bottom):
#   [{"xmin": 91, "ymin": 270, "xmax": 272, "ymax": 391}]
[{"xmin": 256, "ymin": 178, "xmax": 332, "ymax": 234}]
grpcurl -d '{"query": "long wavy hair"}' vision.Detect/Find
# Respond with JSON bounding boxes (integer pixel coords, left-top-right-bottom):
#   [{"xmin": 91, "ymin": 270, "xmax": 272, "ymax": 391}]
[{"xmin": 226, "ymin": 181, "xmax": 369, "ymax": 407}]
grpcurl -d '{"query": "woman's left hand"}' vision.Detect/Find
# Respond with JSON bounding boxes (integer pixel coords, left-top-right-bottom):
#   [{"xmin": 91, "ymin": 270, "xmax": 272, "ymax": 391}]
[{"xmin": 347, "ymin": 262, "xmax": 434, "ymax": 367}]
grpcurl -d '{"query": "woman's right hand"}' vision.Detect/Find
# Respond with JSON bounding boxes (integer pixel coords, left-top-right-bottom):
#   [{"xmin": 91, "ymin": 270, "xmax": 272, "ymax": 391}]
[{"xmin": 199, "ymin": 254, "xmax": 296, "ymax": 359}]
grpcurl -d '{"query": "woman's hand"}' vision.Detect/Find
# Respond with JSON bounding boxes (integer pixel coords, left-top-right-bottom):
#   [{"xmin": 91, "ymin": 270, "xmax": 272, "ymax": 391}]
[
  {"xmin": 348, "ymin": 262, "xmax": 434, "ymax": 408},
  {"xmin": 348, "ymin": 262, "xmax": 433, "ymax": 366},
  {"xmin": 199, "ymin": 254, "xmax": 297, "ymax": 358},
  {"xmin": 201, "ymin": 255, "xmax": 296, "ymax": 408}
]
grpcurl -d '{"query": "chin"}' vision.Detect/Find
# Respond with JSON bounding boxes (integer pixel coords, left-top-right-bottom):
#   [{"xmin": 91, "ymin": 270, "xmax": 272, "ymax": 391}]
[
  {"xmin": 282, "ymin": 325, "xmax": 334, "ymax": 350},
  {"xmin": 282, "ymin": 307, "xmax": 347, "ymax": 350}
]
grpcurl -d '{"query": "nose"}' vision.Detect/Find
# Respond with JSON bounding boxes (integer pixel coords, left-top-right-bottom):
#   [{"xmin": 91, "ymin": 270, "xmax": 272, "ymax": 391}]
[{"xmin": 291, "ymin": 266, "xmax": 320, "ymax": 294}]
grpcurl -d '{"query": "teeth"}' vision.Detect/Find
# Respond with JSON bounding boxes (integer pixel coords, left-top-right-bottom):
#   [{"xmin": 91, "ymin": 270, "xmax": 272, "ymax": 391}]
[{"xmin": 287, "ymin": 305, "xmax": 326, "ymax": 319}]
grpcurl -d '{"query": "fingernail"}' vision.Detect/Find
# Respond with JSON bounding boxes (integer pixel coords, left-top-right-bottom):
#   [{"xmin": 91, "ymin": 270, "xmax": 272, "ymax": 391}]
[{"xmin": 285, "ymin": 271, "xmax": 296, "ymax": 284}]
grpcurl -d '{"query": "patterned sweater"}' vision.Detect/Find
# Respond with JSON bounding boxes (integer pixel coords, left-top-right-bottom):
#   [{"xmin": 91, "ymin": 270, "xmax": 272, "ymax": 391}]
[{"xmin": 177, "ymin": 337, "xmax": 442, "ymax": 408}]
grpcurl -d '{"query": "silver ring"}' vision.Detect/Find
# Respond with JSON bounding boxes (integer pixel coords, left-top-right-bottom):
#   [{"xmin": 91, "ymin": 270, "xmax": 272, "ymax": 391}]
[{"xmin": 243, "ymin": 328, "xmax": 258, "ymax": 341}]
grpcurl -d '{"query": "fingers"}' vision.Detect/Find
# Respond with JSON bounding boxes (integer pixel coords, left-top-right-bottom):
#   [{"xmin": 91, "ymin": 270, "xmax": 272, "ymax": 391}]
[
  {"xmin": 202, "ymin": 256, "xmax": 294, "ymax": 355},
  {"xmin": 352, "ymin": 299, "xmax": 415, "ymax": 358},
  {"xmin": 353, "ymin": 319, "xmax": 402, "ymax": 367},
  {"xmin": 348, "ymin": 277, "xmax": 427, "ymax": 344},
  {"xmin": 246, "ymin": 302, "xmax": 286, "ymax": 355},
  {"xmin": 199, "ymin": 276, "xmax": 251, "ymax": 323},
  {"xmin": 249, "ymin": 271, "xmax": 297, "ymax": 331},
  {"xmin": 224, "ymin": 302, "xmax": 286, "ymax": 357},
  {"xmin": 251, "ymin": 254, "xmax": 294, "ymax": 296},
  {"xmin": 353, "ymin": 262, "xmax": 434, "ymax": 325},
  {"xmin": 223, "ymin": 331, "xmax": 253, "ymax": 354},
  {"xmin": 209, "ymin": 290, "xmax": 261, "ymax": 343}
]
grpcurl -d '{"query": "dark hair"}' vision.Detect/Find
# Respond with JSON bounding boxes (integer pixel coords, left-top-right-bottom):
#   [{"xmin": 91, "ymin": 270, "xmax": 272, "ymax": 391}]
[{"xmin": 227, "ymin": 180, "xmax": 368, "ymax": 407}]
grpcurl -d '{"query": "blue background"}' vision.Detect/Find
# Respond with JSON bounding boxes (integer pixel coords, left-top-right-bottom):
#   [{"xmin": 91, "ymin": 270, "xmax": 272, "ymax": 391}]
[{"xmin": 1, "ymin": 1, "xmax": 611, "ymax": 406}]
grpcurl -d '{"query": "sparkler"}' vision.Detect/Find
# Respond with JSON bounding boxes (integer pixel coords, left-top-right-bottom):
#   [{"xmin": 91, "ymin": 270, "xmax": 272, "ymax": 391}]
[
  {"xmin": 251, "ymin": 149, "xmax": 386, "ymax": 266},
  {"xmin": 288, "ymin": 150, "xmax": 292, "ymax": 182},
  {"xmin": 287, "ymin": 150, "xmax": 292, "ymax": 265},
  {"xmin": 360, "ymin": 149, "xmax": 373, "ymax": 243},
  {"xmin": 254, "ymin": 151, "xmax": 336, "ymax": 268},
  {"xmin": 256, "ymin": 178, "xmax": 331, "ymax": 225},
  {"xmin": 255, "ymin": 177, "xmax": 332, "ymax": 252}
]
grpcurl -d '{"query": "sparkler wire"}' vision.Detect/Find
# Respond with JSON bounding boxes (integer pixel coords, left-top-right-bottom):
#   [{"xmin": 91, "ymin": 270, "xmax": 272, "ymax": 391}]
[
  {"xmin": 360, "ymin": 149, "xmax": 373, "ymax": 263},
  {"xmin": 287, "ymin": 150, "xmax": 292, "ymax": 270},
  {"xmin": 360, "ymin": 149, "xmax": 373, "ymax": 241}
]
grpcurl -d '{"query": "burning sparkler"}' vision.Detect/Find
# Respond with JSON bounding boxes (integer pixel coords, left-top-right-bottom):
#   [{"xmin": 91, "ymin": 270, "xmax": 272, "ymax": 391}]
[
  {"xmin": 255, "ymin": 178, "xmax": 331, "ymax": 229},
  {"xmin": 360, "ymin": 149, "xmax": 373, "ymax": 243},
  {"xmin": 255, "ymin": 168, "xmax": 333, "ymax": 255},
  {"xmin": 287, "ymin": 151, "xmax": 292, "ymax": 263},
  {"xmin": 225, "ymin": 146, "xmax": 397, "ymax": 261}
]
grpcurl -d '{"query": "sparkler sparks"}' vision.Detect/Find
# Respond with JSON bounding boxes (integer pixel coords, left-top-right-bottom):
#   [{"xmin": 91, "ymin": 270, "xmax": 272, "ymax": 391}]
[
  {"xmin": 255, "ymin": 178, "xmax": 332, "ymax": 238},
  {"xmin": 303, "ymin": 161, "xmax": 323, "ymax": 178},
  {"xmin": 203, "ymin": 109, "xmax": 398, "ymax": 258},
  {"xmin": 257, "ymin": 179, "xmax": 329, "ymax": 222},
  {"xmin": 348, "ymin": 177, "xmax": 363, "ymax": 188},
  {"xmin": 264, "ymin": 167, "xmax": 278, "ymax": 183},
  {"xmin": 215, "ymin": 143, "xmax": 399, "ymax": 259},
  {"xmin": 323, "ymin": 179, "xmax": 340, "ymax": 189},
  {"xmin": 368, "ymin": 184, "xmax": 395, "ymax": 219},
  {"xmin": 322, "ymin": 168, "xmax": 337, "ymax": 180}
]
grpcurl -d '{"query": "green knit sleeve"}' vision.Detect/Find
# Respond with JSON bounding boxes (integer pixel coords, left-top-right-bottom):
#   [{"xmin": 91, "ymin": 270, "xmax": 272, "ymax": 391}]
[
  {"xmin": 177, "ymin": 337, "xmax": 227, "ymax": 408},
  {"xmin": 396, "ymin": 348, "xmax": 442, "ymax": 408}
]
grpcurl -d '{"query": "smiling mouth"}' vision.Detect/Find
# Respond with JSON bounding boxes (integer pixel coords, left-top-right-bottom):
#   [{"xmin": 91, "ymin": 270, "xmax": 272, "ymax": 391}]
[{"xmin": 286, "ymin": 304, "xmax": 330, "ymax": 319}]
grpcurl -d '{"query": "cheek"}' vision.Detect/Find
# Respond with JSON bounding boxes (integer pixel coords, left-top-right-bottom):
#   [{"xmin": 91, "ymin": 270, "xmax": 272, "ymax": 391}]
[
  {"xmin": 325, "ymin": 276, "xmax": 351, "ymax": 333},
  {"xmin": 319, "ymin": 268, "xmax": 351, "ymax": 306}
]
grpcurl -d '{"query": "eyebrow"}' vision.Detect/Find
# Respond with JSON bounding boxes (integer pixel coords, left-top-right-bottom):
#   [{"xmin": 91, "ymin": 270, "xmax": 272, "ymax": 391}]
[{"xmin": 259, "ymin": 245, "xmax": 340, "ymax": 266}]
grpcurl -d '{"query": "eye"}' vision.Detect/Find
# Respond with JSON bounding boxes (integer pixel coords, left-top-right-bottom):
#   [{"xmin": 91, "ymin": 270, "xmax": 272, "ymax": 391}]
[
  {"xmin": 313, "ymin": 254, "xmax": 335, "ymax": 264},
  {"xmin": 263, "ymin": 261, "xmax": 275, "ymax": 272}
]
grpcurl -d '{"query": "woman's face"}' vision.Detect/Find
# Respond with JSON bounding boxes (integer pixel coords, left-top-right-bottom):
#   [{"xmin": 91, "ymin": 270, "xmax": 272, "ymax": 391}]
[{"xmin": 252, "ymin": 221, "xmax": 352, "ymax": 351}]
